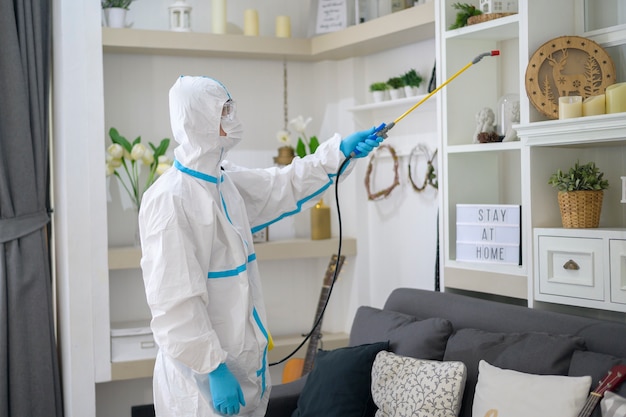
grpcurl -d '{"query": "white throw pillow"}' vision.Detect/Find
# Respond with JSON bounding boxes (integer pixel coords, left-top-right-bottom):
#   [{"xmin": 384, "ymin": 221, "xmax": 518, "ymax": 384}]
[
  {"xmin": 473, "ymin": 360, "xmax": 591, "ymax": 417},
  {"xmin": 601, "ymin": 391, "xmax": 626, "ymax": 417},
  {"xmin": 371, "ymin": 350, "xmax": 466, "ymax": 417}
]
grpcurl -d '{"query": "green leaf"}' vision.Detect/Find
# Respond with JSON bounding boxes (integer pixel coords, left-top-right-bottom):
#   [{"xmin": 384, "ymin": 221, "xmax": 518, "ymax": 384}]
[
  {"xmin": 109, "ymin": 127, "xmax": 132, "ymax": 152},
  {"xmin": 309, "ymin": 136, "xmax": 320, "ymax": 154},
  {"xmin": 153, "ymin": 138, "xmax": 170, "ymax": 158},
  {"xmin": 132, "ymin": 136, "xmax": 141, "ymax": 146},
  {"xmin": 296, "ymin": 138, "xmax": 307, "ymax": 158}
]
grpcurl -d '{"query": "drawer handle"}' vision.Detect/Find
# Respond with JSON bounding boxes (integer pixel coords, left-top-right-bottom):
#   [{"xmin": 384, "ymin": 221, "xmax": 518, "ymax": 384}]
[
  {"xmin": 140, "ymin": 341, "xmax": 155, "ymax": 349},
  {"xmin": 563, "ymin": 259, "xmax": 580, "ymax": 270}
]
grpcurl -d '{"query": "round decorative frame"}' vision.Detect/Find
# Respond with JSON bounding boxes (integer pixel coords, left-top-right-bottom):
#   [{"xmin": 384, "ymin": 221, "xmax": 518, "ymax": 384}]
[{"xmin": 525, "ymin": 35, "xmax": 615, "ymax": 119}]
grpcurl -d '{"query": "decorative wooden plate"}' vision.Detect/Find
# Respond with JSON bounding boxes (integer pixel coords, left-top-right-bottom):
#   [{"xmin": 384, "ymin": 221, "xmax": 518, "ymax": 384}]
[{"xmin": 525, "ymin": 35, "xmax": 615, "ymax": 119}]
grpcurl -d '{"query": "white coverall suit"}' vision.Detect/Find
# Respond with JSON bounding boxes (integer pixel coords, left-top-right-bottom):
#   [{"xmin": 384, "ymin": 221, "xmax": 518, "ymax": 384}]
[{"xmin": 138, "ymin": 76, "xmax": 356, "ymax": 416}]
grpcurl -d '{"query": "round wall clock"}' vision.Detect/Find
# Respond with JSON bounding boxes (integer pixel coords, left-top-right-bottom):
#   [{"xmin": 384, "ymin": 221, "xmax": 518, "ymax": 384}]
[{"xmin": 525, "ymin": 35, "xmax": 615, "ymax": 119}]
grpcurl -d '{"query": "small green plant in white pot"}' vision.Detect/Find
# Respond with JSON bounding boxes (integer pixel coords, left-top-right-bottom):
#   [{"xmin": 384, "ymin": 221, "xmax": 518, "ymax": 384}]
[
  {"xmin": 387, "ymin": 76, "xmax": 406, "ymax": 100},
  {"xmin": 369, "ymin": 82, "xmax": 389, "ymax": 103},
  {"xmin": 402, "ymin": 69, "xmax": 423, "ymax": 96},
  {"xmin": 102, "ymin": 0, "xmax": 133, "ymax": 28},
  {"xmin": 548, "ymin": 160, "xmax": 609, "ymax": 228}
]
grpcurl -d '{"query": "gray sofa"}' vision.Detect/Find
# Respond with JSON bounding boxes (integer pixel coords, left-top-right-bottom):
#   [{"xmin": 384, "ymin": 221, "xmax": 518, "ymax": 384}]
[{"xmin": 266, "ymin": 287, "xmax": 626, "ymax": 417}]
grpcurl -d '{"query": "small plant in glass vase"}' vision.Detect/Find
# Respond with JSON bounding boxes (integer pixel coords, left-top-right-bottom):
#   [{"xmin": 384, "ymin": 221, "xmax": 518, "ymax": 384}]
[
  {"xmin": 386, "ymin": 76, "xmax": 406, "ymax": 100},
  {"xmin": 548, "ymin": 160, "xmax": 609, "ymax": 228},
  {"xmin": 369, "ymin": 82, "xmax": 389, "ymax": 103}
]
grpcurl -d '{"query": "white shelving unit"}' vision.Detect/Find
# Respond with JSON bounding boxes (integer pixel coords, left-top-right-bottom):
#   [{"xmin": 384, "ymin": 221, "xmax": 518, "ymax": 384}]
[
  {"xmin": 98, "ymin": 4, "xmax": 436, "ymax": 384},
  {"xmin": 437, "ymin": 0, "xmax": 626, "ymax": 314}
]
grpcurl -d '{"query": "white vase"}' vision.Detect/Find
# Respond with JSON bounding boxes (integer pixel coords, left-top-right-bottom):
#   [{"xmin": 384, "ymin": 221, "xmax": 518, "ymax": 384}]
[
  {"xmin": 389, "ymin": 88, "xmax": 405, "ymax": 100},
  {"xmin": 372, "ymin": 90, "xmax": 386, "ymax": 102},
  {"xmin": 105, "ymin": 7, "xmax": 128, "ymax": 28},
  {"xmin": 404, "ymin": 85, "xmax": 419, "ymax": 97}
]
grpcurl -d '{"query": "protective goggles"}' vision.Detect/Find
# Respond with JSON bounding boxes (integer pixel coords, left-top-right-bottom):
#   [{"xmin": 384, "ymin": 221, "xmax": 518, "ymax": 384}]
[{"xmin": 221, "ymin": 99, "xmax": 236, "ymax": 121}]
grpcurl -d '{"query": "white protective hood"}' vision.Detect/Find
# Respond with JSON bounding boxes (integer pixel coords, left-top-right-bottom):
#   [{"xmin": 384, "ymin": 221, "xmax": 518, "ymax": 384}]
[{"xmin": 170, "ymin": 75, "xmax": 243, "ymax": 173}]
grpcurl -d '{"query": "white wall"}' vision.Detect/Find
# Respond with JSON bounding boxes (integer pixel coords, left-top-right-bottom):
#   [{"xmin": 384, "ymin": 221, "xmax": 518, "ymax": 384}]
[{"xmin": 53, "ymin": 2, "xmax": 437, "ymax": 416}]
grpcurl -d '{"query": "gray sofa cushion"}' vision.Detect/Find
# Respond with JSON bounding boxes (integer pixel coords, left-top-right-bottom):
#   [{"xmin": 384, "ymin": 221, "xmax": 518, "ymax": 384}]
[
  {"xmin": 443, "ymin": 328, "xmax": 586, "ymax": 417},
  {"xmin": 568, "ymin": 350, "xmax": 626, "ymax": 417},
  {"xmin": 349, "ymin": 306, "xmax": 453, "ymax": 360}
]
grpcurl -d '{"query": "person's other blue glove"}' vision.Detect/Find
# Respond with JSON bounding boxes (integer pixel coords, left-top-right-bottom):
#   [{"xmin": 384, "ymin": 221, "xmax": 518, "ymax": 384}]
[
  {"xmin": 340, "ymin": 126, "xmax": 383, "ymax": 158},
  {"xmin": 208, "ymin": 363, "xmax": 246, "ymax": 415}
]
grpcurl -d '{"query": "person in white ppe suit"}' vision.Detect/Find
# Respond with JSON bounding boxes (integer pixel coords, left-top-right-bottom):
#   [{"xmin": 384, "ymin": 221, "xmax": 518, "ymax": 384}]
[{"xmin": 139, "ymin": 75, "xmax": 382, "ymax": 417}]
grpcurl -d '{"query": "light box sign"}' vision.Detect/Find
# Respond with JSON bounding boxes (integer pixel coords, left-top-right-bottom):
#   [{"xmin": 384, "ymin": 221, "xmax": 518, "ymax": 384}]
[{"xmin": 456, "ymin": 204, "xmax": 521, "ymax": 265}]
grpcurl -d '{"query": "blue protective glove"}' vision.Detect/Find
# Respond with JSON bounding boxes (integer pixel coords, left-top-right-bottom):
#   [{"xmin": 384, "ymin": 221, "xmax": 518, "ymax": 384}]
[
  {"xmin": 208, "ymin": 363, "xmax": 246, "ymax": 415},
  {"xmin": 340, "ymin": 126, "xmax": 383, "ymax": 158}
]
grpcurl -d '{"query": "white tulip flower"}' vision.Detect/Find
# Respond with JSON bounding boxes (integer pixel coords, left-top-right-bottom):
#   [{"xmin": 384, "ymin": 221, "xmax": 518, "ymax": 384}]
[
  {"xmin": 130, "ymin": 143, "xmax": 147, "ymax": 161},
  {"xmin": 289, "ymin": 115, "xmax": 312, "ymax": 134},
  {"xmin": 141, "ymin": 149, "xmax": 155, "ymax": 165},
  {"xmin": 107, "ymin": 143, "xmax": 124, "ymax": 159}
]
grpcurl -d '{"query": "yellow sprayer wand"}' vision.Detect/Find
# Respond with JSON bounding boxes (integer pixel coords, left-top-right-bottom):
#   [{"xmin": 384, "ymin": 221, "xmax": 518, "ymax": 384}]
[{"xmin": 350, "ymin": 50, "xmax": 500, "ymax": 157}]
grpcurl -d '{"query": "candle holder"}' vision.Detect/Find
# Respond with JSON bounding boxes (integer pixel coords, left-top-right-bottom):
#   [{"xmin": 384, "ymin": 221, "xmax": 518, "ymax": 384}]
[
  {"xmin": 558, "ymin": 96, "xmax": 582, "ymax": 119},
  {"xmin": 168, "ymin": 0, "xmax": 192, "ymax": 32}
]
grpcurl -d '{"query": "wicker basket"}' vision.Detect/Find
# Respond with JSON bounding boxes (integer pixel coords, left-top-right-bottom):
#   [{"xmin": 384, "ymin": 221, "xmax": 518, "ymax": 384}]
[{"xmin": 557, "ymin": 190, "xmax": 604, "ymax": 228}]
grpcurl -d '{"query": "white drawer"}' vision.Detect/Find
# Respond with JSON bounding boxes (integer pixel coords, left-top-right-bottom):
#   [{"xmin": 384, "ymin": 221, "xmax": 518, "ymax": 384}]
[
  {"xmin": 537, "ymin": 236, "xmax": 604, "ymax": 301},
  {"xmin": 111, "ymin": 321, "xmax": 158, "ymax": 363},
  {"xmin": 609, "ymin": 239, "xmax": 626, "ymax": 305}
]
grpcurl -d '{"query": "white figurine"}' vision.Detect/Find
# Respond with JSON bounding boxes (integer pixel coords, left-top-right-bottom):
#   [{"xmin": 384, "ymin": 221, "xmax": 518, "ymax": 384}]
[
  {"xmin": 473, "ymin": 107, "xmax": 496, "ymax": 144},
  {"xmin": 502, "ymin": 99, "xmax": 520, "ymax": 142}
]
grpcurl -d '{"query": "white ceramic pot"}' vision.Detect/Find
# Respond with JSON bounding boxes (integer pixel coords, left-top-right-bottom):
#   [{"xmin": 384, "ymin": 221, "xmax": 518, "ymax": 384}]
[
  {"xmin": 372, "ymin": 90, "xmax": 387, "ymax": 102},
  {"xmin": 105, "ymin": 7, "xmax": 128, "ymax": 28},
  {"xmin": 404, "ymin": 85, "xmax": 419, "ymax": 97},
  {"xmin": 389, "ymin": 88, "xmax": 405, "ymax": 100}
]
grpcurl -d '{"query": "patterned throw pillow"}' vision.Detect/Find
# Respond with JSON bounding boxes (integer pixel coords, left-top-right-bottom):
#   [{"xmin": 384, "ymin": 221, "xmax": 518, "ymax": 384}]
[
  {"xmin": 371, "ymin": 351, "xmax": 467, "ymax": 417},
  {"xmin": 601, "ymin": 391, "xmax": 626, "ymax": 417}
]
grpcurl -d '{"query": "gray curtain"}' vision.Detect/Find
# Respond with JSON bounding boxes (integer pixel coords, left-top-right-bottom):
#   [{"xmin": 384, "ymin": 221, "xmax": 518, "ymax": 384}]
[{"xmin": 0, "ymin": 0, "xmax": 63, "ymax": 416}]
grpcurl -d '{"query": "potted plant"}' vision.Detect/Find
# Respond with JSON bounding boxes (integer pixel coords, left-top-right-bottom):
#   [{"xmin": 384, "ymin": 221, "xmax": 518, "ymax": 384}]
[
  {"xmin": 386, "ymin": 76, "xmax": 406, "ymax": 100},
  {"xmin": 402, "ymin": 69, "xmax": 423, "ymax": 96},
  {"xmin": 548, "ymin": 160, "xmax": 609, "ymax": 228},
  {"xmin": 369, "ymin": 82, "xmax": 389, "ymax": 103},
  {"xmin": 102, "ymin": 0, "xmax": 133, "ymax": 28}
]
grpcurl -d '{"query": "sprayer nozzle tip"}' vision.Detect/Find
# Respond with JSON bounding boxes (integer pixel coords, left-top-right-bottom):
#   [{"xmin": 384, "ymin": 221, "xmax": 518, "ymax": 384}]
[{"xmin": 491, "ymin": 50, "xmax": 500, "ymax": 56}]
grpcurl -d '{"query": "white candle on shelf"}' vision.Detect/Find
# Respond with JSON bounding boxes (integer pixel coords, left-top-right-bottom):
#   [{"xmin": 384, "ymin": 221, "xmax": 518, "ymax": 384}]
[
  {"xmin": 212, "ymin": 0, "xmax": 226, "ymax": 34},
  {"xmin": 558, "ymin": 96, "xmax": 582, "ymax": 119},
  {"xmin": 243, "ymin": 9, "xmax": 259, "ymax": 36},
  {"xmin": 606, "ymin": 82, "xmax": 626, "ymax": 114},
  {"xmin": 582, "ymin": 94, "xmax": 605, "ymax": 117},
  {"xmin": 275, "ymin": 15, "xmax": 291, "ymax": 38}
]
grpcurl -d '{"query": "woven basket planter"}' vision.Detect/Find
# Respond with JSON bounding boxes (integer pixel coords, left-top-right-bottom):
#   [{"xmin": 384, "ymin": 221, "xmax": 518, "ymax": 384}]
[{"xmin": 557, "ymin": 190, "xmax": 604, "ymax": 228}]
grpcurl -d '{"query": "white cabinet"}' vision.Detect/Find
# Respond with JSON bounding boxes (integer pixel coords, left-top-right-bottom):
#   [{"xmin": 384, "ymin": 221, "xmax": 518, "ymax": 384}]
[
  {"xmin": 436, "ymin": 0, "xmax": 626, "ymax": 313},
  {"xmin": 535, "ymin": 228, "xmax": 626, "ymax": 312}
]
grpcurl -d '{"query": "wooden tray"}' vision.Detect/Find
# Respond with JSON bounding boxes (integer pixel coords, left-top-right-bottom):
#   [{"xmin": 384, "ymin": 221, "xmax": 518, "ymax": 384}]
[
  {"xmin": 468, "ymin": 13, "xmax": 516, "ymax": 25},
  {"xmin": 525, "ymin": 35, "xmax": 615, "ymax": 119}
]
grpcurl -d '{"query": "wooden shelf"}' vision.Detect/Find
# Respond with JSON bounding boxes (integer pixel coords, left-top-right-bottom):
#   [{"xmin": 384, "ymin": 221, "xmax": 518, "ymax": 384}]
[
  {"xmin": 110, "ymin": 332, "xmax": 349, "ymax": 381},
  {"xmin": 108, "ymin": 237, "xmax": 357, "ymax": 270},
  {"xmin": 443, "ymin": 264, "xmax": 528, "ymax": 300},
  {"xmin": 102, "ymin": 3, "xmax": 435, "ymax": 61}
]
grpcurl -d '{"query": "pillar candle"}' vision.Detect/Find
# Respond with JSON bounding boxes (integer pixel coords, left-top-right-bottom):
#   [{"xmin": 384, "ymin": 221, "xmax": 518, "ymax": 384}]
[
  {"xmin": 606, "ymin": 82, "xmax": 626, "ymax": 114},
  {"xmin": 558, "ymin": 96, "xmax": 582, "ymax": 119},
  {"xmin": 582, "ymin": 94, "xmax": 605, "ymax": 117},
  {"xmin": 212, "ymin": 0, "xmax": 226, "ymax": 34},
  {"xmin": 275, "ymin": 15, "xmax": 291, "ymax": 38},
  {"xmin": 243, "ymin": 9, "xmax": 259, "ymax": 36}
]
